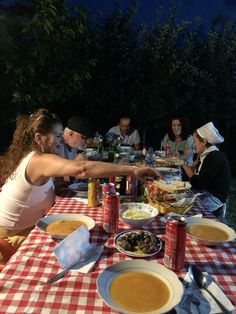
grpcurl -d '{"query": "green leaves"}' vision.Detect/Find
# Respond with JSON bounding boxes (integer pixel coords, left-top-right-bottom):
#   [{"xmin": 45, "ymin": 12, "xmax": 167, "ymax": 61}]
[{"xmin": 0, "ymin": 0, "xmax": 235, "ymax": 150}]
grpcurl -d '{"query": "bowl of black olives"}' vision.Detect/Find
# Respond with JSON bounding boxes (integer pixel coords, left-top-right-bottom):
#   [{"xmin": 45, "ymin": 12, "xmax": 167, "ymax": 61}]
[{"xmin": 114, "ymin": 230, "xmax": 162, "ymax": 257}]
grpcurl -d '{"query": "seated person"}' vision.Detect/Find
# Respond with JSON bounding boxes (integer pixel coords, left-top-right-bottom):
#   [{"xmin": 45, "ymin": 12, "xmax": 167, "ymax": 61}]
[
  {"xmin": 54, "ymin": 116, "xmax": 94, "ymax": 185},
  {"xmin": 107, "ymin": 116, "xmax": 141, "ymax": 150},
  {"xmin": 182, "ymin": 122, "xmax": 231, "ymax": 218},
  {"xmin": 0, "ymin": 108, "xmax": 159, "ymax": 249},
  {"xmin": 57, "ymin": 116, "xmax": 94, "ymax": 160},
  {"xmin": 161, "ymin": 116, "xmax": 194, "ymax": 165}
]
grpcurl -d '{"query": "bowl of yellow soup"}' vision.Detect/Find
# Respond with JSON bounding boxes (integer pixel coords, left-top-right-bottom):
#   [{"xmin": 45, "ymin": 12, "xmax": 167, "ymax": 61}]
[
  {"xmin": 36, "ymin": 214, "xmax": 96, "ymax": 240},
  {"xmin": 186, "ymin": 217, "xmax": 236, "ymax": 246},
  {"xmin": 97, "ymin": 260, "xmax": 184, "ymax": 314},
  {"xmin": 119, "ymin": 202, "xmax": 158, "ymax": 228}
]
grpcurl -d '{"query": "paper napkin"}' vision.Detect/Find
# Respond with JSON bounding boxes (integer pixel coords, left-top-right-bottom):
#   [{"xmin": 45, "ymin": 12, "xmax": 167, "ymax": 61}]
[
  {"xmin": 53, "ymin": 225, "xmax": 103, "ymax": 273},
  {"xmin": 71, "ymin": 196, "xmax": 88, "ymax": 204},
  {"xmin": 176, "ymin": 272, "xmax": 235, "ymax": 314}
]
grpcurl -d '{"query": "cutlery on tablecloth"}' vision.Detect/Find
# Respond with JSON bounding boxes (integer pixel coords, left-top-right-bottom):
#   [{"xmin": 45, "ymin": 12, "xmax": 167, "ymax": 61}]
[
  {"xmin": 47, "ymin": 248, "xmax": 93, "ymax": 284},
  {"xmin": 189, "ymin": 265, "xmax": 232, "ymax": 314},
  {"xmin": 47, "ymin": 226, "xmax": 104, "ymax": 284}
]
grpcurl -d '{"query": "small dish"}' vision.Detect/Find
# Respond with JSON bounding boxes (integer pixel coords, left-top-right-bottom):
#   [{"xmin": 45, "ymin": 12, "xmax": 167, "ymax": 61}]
[
  {"xmin": 119, "ymin": 202, "xmax": 158, "ymax": 228},
  {"xmin": 114, "ymin": 229, "xmax": 162, "ymax": 257}
]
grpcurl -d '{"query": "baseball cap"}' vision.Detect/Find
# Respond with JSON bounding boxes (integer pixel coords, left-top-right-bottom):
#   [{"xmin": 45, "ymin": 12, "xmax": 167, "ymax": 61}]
[{"xmin": 67, "ymin": 116, "xmax": 94, "ymax": 138}]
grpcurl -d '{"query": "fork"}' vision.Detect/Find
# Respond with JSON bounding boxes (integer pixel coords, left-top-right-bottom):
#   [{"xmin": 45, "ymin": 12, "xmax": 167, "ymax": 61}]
[
  {"xmin": 192, "ymin": 296, "xmax": 200, "ymax": 314},
  {"xmin": 179, "ymin": 294, "xmax": 193, "ymax": 312}
]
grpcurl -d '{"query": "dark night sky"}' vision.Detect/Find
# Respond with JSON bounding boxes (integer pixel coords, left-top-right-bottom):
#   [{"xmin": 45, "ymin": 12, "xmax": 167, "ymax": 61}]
[
  {"xmin": 3, "ymin": 0, "xmax": 236, "ymax": 32},
  {"xmin": 70, "ymin": 0, "xmax": 236, "ymax": 32}
]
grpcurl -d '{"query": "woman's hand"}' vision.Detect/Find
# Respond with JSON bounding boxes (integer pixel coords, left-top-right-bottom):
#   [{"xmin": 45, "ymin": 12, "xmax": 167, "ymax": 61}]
[{"xmin": 133, "ymin": 167, "xmax": 161, "ymax": 181}]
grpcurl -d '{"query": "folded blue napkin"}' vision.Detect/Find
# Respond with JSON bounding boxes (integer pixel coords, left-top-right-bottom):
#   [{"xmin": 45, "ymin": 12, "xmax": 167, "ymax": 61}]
[
  {"xmin": 176, "ymin": 272, "xmax": 235, "ymax": 313},
  {"xmin": 53, "ymin": 225, "xmax": 103, "ymax": 273}
]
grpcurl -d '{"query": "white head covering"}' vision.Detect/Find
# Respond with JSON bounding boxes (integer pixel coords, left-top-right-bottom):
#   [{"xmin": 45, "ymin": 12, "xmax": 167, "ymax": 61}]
[{"xmin": 197, "ymin": 122, "xmax": 224, "ymax": 144}]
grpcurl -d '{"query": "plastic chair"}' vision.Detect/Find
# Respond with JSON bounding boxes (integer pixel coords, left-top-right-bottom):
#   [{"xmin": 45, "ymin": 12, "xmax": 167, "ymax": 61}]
[{"xmin": 0, "ymin": 239, "xmax": 17, "ymax": 271}]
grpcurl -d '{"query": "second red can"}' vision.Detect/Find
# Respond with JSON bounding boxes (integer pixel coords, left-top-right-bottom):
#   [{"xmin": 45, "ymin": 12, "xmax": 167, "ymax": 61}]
[
  {"xmin": 103, "ymin": 192, "xmax": 120, "ymax": 234},
  {"xmin": 102, "ymin": 183, "xmax": 115, "ymax": 207},
  {"xmin": 163, "ymin": 216, "xmax": 187, "ymax": 272}
]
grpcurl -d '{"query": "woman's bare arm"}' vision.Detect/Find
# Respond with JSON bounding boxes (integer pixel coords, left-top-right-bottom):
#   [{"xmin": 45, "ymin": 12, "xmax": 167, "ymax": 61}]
[{"xmin": 26, "ymin": 153, "xmax": 160, "ymax": 185}]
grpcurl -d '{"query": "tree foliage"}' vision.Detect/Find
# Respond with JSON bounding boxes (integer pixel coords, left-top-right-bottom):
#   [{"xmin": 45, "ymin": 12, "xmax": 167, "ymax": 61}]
[{"xmin": 0, "ymin": 0, "xmax": 235, "ymax": 153}]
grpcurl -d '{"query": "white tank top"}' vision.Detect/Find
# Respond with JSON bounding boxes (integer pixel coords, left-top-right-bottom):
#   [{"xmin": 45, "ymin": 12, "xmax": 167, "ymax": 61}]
[{"xmin": 0, "ymin": 152, "xmax": 55, "ymax": 230}]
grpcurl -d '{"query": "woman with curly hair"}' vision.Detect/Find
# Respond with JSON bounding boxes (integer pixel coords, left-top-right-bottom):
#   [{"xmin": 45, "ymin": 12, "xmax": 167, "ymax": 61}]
[
  {"xmin": 0, "ymin": 108, "xmax": 158, "ymax": 249},
  {"xmin": 161, "ymin": 116, "xmax": 194, "ymax": 165}
]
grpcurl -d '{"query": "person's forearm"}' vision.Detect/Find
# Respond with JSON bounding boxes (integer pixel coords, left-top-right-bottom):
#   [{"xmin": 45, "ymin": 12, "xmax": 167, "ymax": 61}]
[
  {"xmin": 182, "ymin": 164, "xmax": 194, "ymax": 178},
  {"xmin": 75, "ymin": 160, "xmax": 137, "ymax": 179}
]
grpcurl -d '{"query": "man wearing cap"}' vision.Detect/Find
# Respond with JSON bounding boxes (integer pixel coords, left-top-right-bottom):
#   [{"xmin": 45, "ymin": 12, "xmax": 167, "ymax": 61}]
[
  {"xmin": 59, "ymin": 116, "xmax": 93, "ymax": 160},
  {"xmin": 182, "ymin": 122, "xmax": 231, "ymax": 219}
]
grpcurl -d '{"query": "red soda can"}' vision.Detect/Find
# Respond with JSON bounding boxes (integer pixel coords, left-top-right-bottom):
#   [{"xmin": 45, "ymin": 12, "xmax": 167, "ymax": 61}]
[
  {"xmin": 164, "ymin": 216, "xmax": 186, "ymax": 271},
  {"xmin": 126, "ymin": 175, "xmax": 133, "ymax": 195},
  {"xmin": 103, "ymin": 192, "xmax": 120, "ymax": 234},
  {"xmin": 102, "ymin": 183, "xmax": 115, "ymax": 206},
  {"xmin": 109, "ymin": 176, "xmax": 116, "ymax": 184},
  {"xmin": 125, "ymin": 176, "xmax": 138, "ymax": 196},
  {"xmin": 165, "ymin": 144, "xmax": 170, "ymax": 157}
]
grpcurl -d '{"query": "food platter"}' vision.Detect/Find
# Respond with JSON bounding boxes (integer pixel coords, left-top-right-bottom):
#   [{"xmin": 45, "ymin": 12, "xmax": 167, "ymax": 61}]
[
  {"xmin": 156, "ymin": 167, "xmax": 180, "ymax": 173},
  {"xmin": 114, "ymin": 230, "xmax": 162, "ymax": 257},
  {"xmin": 155, "ymin": 157, "xmax": 184, "ymax": 167},
  {"xmin": 36, "ymin": 214, "xmax": 95, "ymax": 240},
  {"xmin": 153, "ymin": 180, "xmax": 191, "ymax": 193},
  {"xmin": 156, "ymin": 167, "xmax": 182, "ymax": 181},
  {"xmin": 96, "ymin": 260, "xmax": 184, "ymax": 314}
]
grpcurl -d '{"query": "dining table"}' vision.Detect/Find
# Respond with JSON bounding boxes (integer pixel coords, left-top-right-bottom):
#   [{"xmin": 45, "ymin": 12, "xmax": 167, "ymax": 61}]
[{"xmin": 0, "ymin": 189, "xmax": 235, "ymax": 314}]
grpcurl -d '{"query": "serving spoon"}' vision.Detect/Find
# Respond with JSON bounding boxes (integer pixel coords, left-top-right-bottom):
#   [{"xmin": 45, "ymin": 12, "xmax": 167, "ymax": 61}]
[{"xmin": 188, "ymin": 265, "xmax": 232, "ymax": 314}]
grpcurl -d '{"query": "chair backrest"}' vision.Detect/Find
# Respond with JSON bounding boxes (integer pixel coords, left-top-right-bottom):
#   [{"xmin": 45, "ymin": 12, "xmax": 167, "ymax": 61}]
[{"xmin": 0, "ymin": 239, "xmax": 17, "ymax": 264}]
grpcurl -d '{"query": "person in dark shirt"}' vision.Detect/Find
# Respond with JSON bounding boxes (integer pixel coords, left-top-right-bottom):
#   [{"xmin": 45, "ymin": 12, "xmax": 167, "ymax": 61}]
[{"xmin": 182, "ymin": 122, "xmax": 231, "ymax": 218}]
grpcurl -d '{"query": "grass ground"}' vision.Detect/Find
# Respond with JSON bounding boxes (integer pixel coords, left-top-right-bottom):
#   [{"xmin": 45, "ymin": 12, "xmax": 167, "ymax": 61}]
[{"xmin": 226, "ymin": 177, "xmax": 236, "ymax": 230}]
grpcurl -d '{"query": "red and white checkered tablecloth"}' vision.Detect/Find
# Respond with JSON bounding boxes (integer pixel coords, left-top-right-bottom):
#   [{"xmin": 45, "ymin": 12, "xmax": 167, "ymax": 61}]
[{"xmin": 0, "ymin": 194, "xmax": 235, "ymax": 314}]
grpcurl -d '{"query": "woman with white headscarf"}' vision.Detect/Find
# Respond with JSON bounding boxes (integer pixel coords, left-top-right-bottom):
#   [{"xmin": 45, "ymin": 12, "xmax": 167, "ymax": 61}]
[{"xmin": 182, "ymin": 122, "xmax": 231, "ymax": 218}]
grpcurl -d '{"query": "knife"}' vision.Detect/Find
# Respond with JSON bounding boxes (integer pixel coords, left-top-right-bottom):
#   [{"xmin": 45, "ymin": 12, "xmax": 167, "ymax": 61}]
[{"xmin": 47, "ymin": 248, "xmax": 94, "ymax": 284}]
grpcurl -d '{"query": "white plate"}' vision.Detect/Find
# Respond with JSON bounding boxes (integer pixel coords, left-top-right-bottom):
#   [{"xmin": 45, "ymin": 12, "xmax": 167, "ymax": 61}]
[
  {"xmin": 74, "ymin": 191, "xmax": 88, "ymax": 198},
  {"xmin": 97, "ymin": 260, "xmax": 184, "ymax": 314},
  {"xmin": 68, "ymin": 182, "xmax": 88, "ymax": 191},
  {"xmin": 36, "ymin": 214, "xmax": 95, "ymax": 240},
  {"xmin": 156, "ymin": 167, "xmax": 180, "ymax": 173},
  {"xmin": 187, "ymin": 217, "xmax": 236, "ymax": 246},
  {"xmin": 115, "ymin": 230, "xmax": 162, "ymax": 257}
]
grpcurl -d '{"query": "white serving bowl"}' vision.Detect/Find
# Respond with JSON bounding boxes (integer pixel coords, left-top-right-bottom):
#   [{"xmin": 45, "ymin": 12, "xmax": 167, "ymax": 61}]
[
  {"xmin": 186, "ymin": 217, "xmax": 236, "ymax": 246},
  {"xmin": 36, "ymin": 214, "xmax": 95, "ymax": 240},
  {"xmin": 119, "ymin": 202, "xmax": 158, "ymax": 228}
]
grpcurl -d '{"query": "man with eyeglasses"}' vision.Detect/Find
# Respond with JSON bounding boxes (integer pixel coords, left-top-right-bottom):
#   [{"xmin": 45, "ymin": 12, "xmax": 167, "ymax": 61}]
[
  {"xmin": 59, "ymin": 116, "xmax": 93, "ymax": 160},
  {"xmin": 107, "ymin": 116, "xmax": 141, "ymax": 150}
]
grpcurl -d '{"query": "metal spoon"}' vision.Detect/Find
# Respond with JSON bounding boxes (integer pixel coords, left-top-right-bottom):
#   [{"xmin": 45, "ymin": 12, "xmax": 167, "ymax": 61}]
[{"xmin": 188, "ymin": 265, "xmax": 232, "ymax": 314}]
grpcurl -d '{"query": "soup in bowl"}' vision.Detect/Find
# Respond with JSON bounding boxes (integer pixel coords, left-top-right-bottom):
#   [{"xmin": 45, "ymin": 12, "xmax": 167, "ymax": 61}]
[
  {"xmin": 36, "ymin": 214, "xmax": 95, "ymax": 240},
  {"xmin": 187, "ymin": 217, "xmax": 236, "ymax": 246},
  {"xmin": 97, "ymin": 260, "xmax": 184, "ymax": 314}
]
